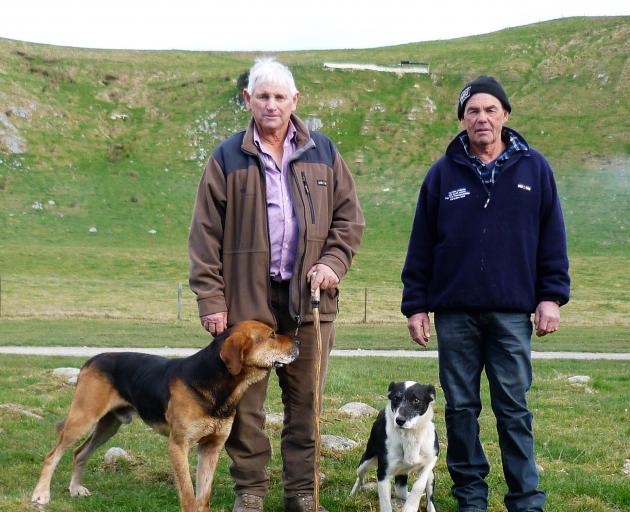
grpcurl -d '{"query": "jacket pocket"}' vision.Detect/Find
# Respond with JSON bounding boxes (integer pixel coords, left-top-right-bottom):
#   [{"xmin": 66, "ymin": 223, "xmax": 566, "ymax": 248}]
[{"xmin": 320, "ymin": 286, "xmax": 339, "ymax": 316}]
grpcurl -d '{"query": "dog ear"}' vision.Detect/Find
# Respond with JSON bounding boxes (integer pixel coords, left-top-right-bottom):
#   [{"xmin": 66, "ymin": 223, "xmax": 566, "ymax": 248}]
[
  {"xmin": 220, "ymin": 332, "xmax": 248, "ymax": 375},
  {"xmin": 427, "ymin": 384, "xmax": 437, "ymax": 402},
  {"xmin": 387, "ymin": 381, "xmax": 396, "ymax": 399}
]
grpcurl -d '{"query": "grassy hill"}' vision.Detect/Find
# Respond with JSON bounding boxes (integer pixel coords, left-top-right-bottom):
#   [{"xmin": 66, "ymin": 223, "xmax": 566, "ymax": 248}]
[{"xmin": 0, "ymin": 16, "xmax": 628, "ymax": 326}]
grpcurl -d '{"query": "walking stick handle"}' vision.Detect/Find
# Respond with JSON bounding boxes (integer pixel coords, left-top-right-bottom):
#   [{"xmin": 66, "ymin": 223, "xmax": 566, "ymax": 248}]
[{"xmin": 311, "ymin": 271, "xmax": 320, "ymax": 305}]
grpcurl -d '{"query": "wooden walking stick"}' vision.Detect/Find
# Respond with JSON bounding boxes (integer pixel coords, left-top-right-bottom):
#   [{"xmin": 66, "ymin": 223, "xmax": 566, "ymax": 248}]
[{"xmin": 311, "ymin": 272, "xmax": 323, "ymax": 511}]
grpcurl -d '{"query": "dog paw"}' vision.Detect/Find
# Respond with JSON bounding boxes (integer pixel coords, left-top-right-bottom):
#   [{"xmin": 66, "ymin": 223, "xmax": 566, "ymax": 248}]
[
  {"xmin": 69, "ymin": 485, "xmax": 91, "ymax": 497},
  {"xmin": 401, "ymin": 501, "xmax": 422, "ymax": 512},
  {"xmin": 31, "ymin": 492, "xmax": 50, "ymax": 507}
]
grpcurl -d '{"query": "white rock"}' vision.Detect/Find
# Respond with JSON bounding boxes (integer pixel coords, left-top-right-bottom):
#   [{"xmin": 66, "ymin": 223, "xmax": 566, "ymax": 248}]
[
  {"xmin": 304, "ymin": 118, "xmax": 323, "ymax": 131},
  {"xmin": 321, "ymin": 435, "xmax": 358, "ymax": 451},
  {"xmin": 10, "ymin": 107, "xmax": 32, "ymax": 120},
  {"xmin": 0, "ymin": 112, "xmax": 27, "ymax": 153},
  {"xmin": 568, "ymin": 375, "xmax": 591, "ymax": 384},
  {"xmin": 362, "ymin": 481, "xmax": 378, "ymax": 492},
  {"xmin": 623, "ymin": 459, "xmax": 630, "ymax": 477},
  {"xmin": 89, "ymin": 226, "xmax": 97, "ymax": 233},
  {"xmin": 148, "ymin": 229, "xmax": 157, "ymax": 235},
  {"xmin": 339, "ymin": 402, "xmax": 378, "ymax": 418},
  {"xmin": 53, "ymin": 367, "xmax": 80, "ymax": 380},
  {"xmin": 265, "ymin": 413, "xmax": 283, "ymax": 427},
  {"xmin": 104, "ymin": 447, "xmax": 133, "ymax": 463}
]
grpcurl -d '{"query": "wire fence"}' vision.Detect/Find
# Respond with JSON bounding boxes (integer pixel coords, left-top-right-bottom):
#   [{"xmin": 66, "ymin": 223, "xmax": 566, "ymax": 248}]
[{"xmin": 0, "ymin": 275, "xmax": 407, "ymax": 324}]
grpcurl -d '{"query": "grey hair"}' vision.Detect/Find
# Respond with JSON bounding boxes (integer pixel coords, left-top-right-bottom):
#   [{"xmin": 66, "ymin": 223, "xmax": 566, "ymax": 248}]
[{"xmin": 246, "ymin": 58, "xmax": 298, "ymax": 96}]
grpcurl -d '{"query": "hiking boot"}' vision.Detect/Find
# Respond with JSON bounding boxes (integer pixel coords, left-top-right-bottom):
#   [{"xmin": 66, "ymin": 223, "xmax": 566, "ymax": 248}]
[
  {"xmin": 284, "ymin": 494, "xmax": 328, "ymax": 512},
  {"xmin": 232, "ymin": 493, "xmax": 263, "ymax": 512}
]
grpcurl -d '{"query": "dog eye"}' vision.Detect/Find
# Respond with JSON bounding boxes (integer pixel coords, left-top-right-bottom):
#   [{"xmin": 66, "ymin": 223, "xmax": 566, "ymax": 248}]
[{"xmin": 270, "ymin": 332, "xmax": 277, "ymax": 339}]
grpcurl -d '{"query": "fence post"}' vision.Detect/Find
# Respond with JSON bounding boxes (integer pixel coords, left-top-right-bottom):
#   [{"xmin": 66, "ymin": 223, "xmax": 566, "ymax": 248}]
[
  {"xmin": 363, "ymin": 287, "xmax": 368, "ymax": 323},
  {"xmin": 177, "ymin": 283, "xmax": 183, "ymax": 320}
]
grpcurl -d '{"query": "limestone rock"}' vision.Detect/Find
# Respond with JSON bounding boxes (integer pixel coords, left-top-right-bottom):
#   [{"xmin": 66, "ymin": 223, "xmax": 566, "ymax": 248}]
[
  {"xmin": 321, "ymin": 434, "xmax": 358, "ymax": 451},
  {"xmin": 339, "ymin": 402, "xmax": 378, "ymax": 418},
  {"xmin": 104, "ymin": 447, "xmax": 133, "ymax": 464},
  {"xmin": 568, "ymin": 375, "xmax": 591, "ymax": 384}
]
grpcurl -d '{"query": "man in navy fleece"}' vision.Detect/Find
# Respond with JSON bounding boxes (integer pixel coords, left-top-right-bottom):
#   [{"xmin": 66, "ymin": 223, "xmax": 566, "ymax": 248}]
[{"xmin": 401, "ymin": 76, "xmax": 570, "ymax": 512}]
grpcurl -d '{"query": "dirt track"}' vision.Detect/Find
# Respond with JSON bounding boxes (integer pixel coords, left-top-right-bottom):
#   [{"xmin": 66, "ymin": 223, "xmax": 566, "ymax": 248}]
[{"xmin": 0, "ymin": 346, "xmax": 628, "ymax": 360}]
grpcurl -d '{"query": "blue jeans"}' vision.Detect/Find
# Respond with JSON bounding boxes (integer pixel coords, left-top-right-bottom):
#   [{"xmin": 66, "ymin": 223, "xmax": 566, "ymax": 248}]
[{"xmin": 435, "ymin": 312, "xmax": 546, "ymax": 512}]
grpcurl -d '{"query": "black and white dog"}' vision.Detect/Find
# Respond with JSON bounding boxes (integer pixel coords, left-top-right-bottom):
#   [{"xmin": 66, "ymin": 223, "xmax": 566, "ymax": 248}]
[{"xmin": 350, "ymin": 381, "xmax": 439, "ymax": 512}]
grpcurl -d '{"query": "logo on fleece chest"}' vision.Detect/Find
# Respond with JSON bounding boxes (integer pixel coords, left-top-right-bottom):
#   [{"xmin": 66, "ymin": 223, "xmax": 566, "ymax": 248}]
[{"xmin": 444, "ymin": 187, "xmax": 471, "ymax": 202}]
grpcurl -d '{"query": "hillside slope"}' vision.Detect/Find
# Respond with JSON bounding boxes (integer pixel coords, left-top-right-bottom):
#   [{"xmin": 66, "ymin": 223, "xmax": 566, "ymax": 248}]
[{"xmin": 0, "ymin": 16, "xmax": 628, "ymax": 324}]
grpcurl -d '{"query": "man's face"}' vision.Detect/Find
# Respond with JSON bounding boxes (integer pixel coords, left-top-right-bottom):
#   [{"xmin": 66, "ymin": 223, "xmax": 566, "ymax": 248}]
[
  {"xmin": 243, "ymin": 81, "xmax": 299, "ymax": 136},
  {"xmin": 462, "ymin": 93, "xmax": 509, "ymax": 151}
]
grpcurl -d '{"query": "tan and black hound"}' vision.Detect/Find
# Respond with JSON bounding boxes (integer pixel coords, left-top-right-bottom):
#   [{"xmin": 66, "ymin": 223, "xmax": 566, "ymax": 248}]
[{"xmin": 32, "ymin": 320, "xmax": 299, "ymax": 511}]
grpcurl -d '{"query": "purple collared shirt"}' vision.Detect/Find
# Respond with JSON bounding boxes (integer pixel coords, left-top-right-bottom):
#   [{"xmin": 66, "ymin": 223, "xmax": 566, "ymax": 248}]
[{"xmin": 253, "ymin": 122, "xmax": 299, "ymax": 282}]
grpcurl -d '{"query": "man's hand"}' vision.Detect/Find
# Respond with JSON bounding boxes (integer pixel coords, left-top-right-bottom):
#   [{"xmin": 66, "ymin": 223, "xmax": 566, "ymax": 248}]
[
  {"xmin": 408, "ymin": 312, "xmax": 431, "ymax": 348},
  {"xmin": 307, "ymin": 264, "xmax": 339, "ymax": 292},
  {"xmin": 200, "ymin": 311, "xmax": 228, "ymax": 337},
  {"xmin": 534, "ymin": 301, "xmax": 560, "ymax": 337}
]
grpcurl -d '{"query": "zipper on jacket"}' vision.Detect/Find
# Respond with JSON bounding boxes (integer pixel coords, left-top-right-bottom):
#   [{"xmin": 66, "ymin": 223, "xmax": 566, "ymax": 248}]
[
  {"xmin": 474, "ymin": 174, "xmax": 491, "ymax": 209},
  {"xmin": 290, "ymin": 165, "xmax": 309, "ymax": 326},
  {"xmin": 301, "ymin": 172, "xmax": 316, "ymax": 224}
]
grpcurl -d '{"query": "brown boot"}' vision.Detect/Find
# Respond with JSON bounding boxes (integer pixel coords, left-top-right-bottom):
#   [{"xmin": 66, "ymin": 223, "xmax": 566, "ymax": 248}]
[
  {"xmin": 284, "ymin": 494, "xmax": 328, "ymax": 512},
  {"xmin": 232, "ymin": 493, "xmax": 264, "ymax": 512}
]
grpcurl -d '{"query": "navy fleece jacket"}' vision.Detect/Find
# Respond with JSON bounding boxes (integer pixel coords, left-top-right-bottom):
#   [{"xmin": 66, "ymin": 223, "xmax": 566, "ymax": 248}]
[{"xmin": 401, "ymin": 128, "xmax": 570, "ymax": 316}]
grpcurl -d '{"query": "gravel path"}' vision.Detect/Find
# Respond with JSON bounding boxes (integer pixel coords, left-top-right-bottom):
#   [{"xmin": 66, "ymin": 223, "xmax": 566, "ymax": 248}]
[{"xmin": 0, "ymin": 346, "xmax": 628, "ymax": 360}]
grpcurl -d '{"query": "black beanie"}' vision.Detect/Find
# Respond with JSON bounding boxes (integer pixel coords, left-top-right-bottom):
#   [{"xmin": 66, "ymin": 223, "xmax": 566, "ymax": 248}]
[{"xmin": 457, "ymin": 76, "xmax": 511, "ymax": 119}]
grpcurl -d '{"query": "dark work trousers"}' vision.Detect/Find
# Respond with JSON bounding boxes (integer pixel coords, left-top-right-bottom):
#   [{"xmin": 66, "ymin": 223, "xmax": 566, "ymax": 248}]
[
  {"xmin": 224, "ymin": 280, "xmax": 335, "ymax": 498},
  {"xmin": 435, "ymin": 312, "xmax": 546, "ymax": 512}
]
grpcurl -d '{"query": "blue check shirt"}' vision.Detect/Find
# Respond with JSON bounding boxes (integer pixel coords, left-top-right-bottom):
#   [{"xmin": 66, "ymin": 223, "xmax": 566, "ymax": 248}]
[{"xmin": 459, "ymin": 128, "xmax": 529, "ymax": 188}]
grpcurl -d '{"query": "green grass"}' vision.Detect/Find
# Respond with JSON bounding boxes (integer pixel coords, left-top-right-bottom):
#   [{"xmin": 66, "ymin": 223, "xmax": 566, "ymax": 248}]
[
  {"xmin": 0, "ymin": 319, "xmax": 628, "ymax": 353},
  {"xmin": 1, "ymin": 355, "xmax": 628, "ymax": 511},
  {"xmin": 1, "ymin": 18, "xmax": 628, "ymax": 512},
  {"xmin": 0, "ymin": 260, "xmax": 628, "ymax": 326}
]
